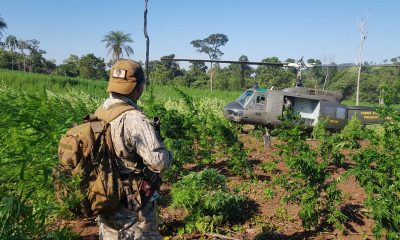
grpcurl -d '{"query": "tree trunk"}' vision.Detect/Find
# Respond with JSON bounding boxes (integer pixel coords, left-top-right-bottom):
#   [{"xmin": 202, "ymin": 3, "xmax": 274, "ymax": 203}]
[
  {"xmin": 356, "ymin": 65, "xmax": 361, "ymax": 106},
  {"xmin": 323, "ymin": 71, "xmax": 329, "ymax": 90},
  {"xmin": 144, "ymin": 0, "xmax": 150, "ymax": 86},
  {"xmin": 379, "ymin": 88, "xmax": 384, "ymax": 105},
  {"xmin": 210, "ymin": 71, "xmax": 214, "ymax": 91},
  {"xmin": 210, "ymin": 61, "xmax": 213, "ymax": 91},
  {"xmin": 356, "ymin": 17, "xmax": 367, "ymax": 106},
  {"xmin": 30, "ymin": 53, "xmax": 32, "ymax": 72},
  {"xmin": 23, "ymin": 56, "xmax": 26, "ymax": 72}
]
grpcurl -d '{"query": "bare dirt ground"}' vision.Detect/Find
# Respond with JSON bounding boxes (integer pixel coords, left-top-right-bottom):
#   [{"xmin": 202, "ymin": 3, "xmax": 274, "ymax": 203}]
[{"xmin": 71, "ymin": 133, "xmax": 376, "ymax": 240}]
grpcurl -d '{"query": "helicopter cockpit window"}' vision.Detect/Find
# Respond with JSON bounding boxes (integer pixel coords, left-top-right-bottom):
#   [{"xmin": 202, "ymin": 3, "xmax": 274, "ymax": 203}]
[{"xmin": 237, "ymin": 90, "xmax": 254, "ymax": 106}]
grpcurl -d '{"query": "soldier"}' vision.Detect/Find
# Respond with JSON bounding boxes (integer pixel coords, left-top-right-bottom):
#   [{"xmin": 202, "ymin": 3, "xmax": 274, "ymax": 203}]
[
  {"xmin": 97, "ymin": 59, "xmax": 172, "ymax": 240},
  {"xmin": 284, "ymin": 97, "xmax": 292, "ymax": 109}
]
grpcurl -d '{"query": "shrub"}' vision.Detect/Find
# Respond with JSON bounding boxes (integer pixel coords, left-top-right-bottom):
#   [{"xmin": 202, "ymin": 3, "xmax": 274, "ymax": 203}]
[
  {"xmin": 171, "ymin": 169, "xmax": 249, "ymax": 233},
  {"xmin": 274, "ymin": 109, "xmax": 347, "ymax": 230},
  {"xmin": 352, "ymin": 106, "xmax": 400, "ymax": 239}
]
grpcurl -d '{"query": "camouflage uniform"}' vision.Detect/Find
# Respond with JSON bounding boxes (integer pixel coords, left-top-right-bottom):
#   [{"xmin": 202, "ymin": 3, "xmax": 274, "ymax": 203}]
[{"xmin": 97, "ymin": 94, "xmax": 172, "ymax": 240}]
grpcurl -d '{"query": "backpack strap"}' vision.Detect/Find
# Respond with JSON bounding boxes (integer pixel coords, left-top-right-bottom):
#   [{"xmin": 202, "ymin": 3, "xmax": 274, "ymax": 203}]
[
  {"xmin": 94, "ymin": 102, "xmax": 136, "ymax": 124},
  {"xmin": 81, "ymin": 114, "xmax": 104, "ymax": 133}
]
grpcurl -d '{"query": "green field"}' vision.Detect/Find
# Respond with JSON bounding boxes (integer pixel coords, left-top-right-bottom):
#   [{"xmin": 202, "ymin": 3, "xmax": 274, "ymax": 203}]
[
  {"xmin": 1, "ymin": 70, "xmax": 400, "ymax": 239},
  {"xmin": 0, "ymin": 70, "xmax": 248, "ymax": 239}
]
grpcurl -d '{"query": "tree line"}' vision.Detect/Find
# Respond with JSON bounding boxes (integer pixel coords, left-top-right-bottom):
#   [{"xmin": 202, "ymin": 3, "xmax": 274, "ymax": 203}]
[
  {"xmin": 0, "ymin": 15, "xmax": 399, "ymax": 104},
  {"xmin": 149, "ymin": 53, "xmax": 400, "ymax": 104}
]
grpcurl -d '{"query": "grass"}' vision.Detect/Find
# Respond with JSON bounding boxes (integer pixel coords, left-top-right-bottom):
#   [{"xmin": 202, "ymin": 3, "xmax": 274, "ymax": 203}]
[
  {"xmin": 0, "ymin": 69, "xmax": 107, "ymax": 97},
  {"xmin": 3, "ymin": 69, "xmax": 397, "ymax": 238},
  {"xmin": 0, "ymin": 69, "xmax": 240, "ymax": 103},
  {"xmin": 0, "ymin": 69, "xmax": 246, "ymax": 238}
]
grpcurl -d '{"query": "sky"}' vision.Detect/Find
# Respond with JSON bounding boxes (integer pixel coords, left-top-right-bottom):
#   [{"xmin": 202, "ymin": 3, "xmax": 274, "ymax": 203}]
[{"xmin": 2, "ymin": 0, "xmax": 399, "ymax": 68}]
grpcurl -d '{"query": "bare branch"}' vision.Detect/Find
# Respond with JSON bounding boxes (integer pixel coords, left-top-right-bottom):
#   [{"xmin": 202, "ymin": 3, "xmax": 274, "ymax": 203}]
[
  {"xmin": 322, "ymin": 55, "xmax": 335, "ymax": 90},
  {"xmin": 356, "ymin": 16, "xmax": 368, "ymax": 106},
  {"xmin": 144, "ymin": 0, "xmax": 150, "ymax": 86}
]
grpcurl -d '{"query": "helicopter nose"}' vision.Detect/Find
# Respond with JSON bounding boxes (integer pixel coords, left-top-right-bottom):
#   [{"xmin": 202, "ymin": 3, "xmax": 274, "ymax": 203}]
[{"xmin": 223, "ymin": 101, "xmax": 244, "ymax": 122}]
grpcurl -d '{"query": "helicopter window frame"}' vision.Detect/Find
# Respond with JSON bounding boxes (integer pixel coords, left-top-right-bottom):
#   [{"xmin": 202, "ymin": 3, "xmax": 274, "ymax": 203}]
[
  {"xmin": 255, "ymin": 95, "xmax": 266, "ymax": 110},
  {"xmin": 256, "ymin": 95, "xmax": 266, "ymax": 104},
  {"xmin": 248, "ymin": 99, "xmax": 256, "ymax": 108},
  {"xmin": 237, "ymin": 89, "xmax": 254, "ymax": 107}
]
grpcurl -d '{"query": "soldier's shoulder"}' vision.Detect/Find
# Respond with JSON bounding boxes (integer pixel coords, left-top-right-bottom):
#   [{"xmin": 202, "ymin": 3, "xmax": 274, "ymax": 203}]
[{"xmin": 123, "ymin": 109, "xmax": 151, "ymax": 123}]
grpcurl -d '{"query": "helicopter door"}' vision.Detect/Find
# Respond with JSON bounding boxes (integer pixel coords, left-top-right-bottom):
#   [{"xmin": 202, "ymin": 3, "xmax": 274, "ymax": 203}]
[
  {"xmin": 242, "ymin": 94, "xmax": 267, "ymax": 125},
  {"xmin": 320, "ymin": 101, "xmax": 348, "ymax": 130},
  {"xmin": 292, "ymin": 98, "xmax": 320, "ymax": 127}
]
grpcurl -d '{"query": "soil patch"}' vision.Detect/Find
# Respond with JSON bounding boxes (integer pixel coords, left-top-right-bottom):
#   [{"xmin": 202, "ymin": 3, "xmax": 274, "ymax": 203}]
[{"xmin": 69, "ymin": 133, "xmax": 375, "ymax": 239}]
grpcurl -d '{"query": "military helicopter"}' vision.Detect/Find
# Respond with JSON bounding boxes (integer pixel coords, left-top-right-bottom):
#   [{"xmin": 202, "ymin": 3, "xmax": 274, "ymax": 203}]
[{"xmin": 160, "ymin": 57, "xmax": 390, "ymax": 130}]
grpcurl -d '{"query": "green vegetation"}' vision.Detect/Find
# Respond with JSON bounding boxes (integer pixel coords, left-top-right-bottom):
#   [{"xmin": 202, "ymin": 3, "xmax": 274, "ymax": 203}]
[
  {"xmin": 102, "ymin": 30, "xmax": 134, "ymax": 62},
  {"xmin": 0, "ymin": 71, "xmax": 247, "ymax": 238},
  {"xmin": 1, "ymin": 26, "xmax": 399, "ymax": 104},
  {"xmin": 1, "ymin": 68, "xmax": 400, "ymax": 238},
  {"xmin": 143, "ymin": 87, "xmax": 250, "ymax": 180},
  {"xmin": 171, "ymin": 169, "xmax": 249, "ymax": 233},
  {"xmin": 271, "ymin": 102, "xmax": 400, "ymax": 238},
  {"xmin": 190, "ymin": 33, "xmax": 229, "ymax": 91},
  {"xmin": 351, "ymin": 107, "xmax": 400, "ymax": 239},
  {"xmin": 0, "ymin": 14, "xmax": 7, "ymax": 39},
  {"xmin": 1, "ymin": 11, "xmax": 400, "ymax": 239},
  {"xmin": 0, "ymin": 86, "xmax": 91, "ymax": 239},
  {"xmin": 273, "ymin": 111, "xmax": 347, "ymax": 230}
]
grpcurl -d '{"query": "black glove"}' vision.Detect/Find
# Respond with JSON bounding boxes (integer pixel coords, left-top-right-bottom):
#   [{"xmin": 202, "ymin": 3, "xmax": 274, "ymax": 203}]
[
  {"xmin": 153, "ymin": 116, "xmax": 161, "ymax": 133},
  {"xmin": 139, "ymin": 167, "xmax": 162, "ymax": 208},
  {"xmin": 126, "ymin": 194, "xmax": 137, "ymax": 210},
  {"xmin": 123, "ymin": 185, "xmax": 140, "ymax": 211},
  {"xmin": 153, "ymin": 116, "xmax": 163, "ymax": 140}
]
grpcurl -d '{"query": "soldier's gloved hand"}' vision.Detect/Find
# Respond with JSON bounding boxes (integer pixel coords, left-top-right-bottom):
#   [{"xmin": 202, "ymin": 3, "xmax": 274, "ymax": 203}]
[
  {"xmin": 153, "ymin": 116, "xmax": 163, "ymax": 140},
  {"xmin": 140, "ymin": 180, "xmax": 153, "ymax": 197},
  {"xmin": 153, "ymin": 116, "xmax": 161, "ymax": 133},
  {"xmin": 126, "ymin": 194, "xmax": 137, "ymax": 210}
]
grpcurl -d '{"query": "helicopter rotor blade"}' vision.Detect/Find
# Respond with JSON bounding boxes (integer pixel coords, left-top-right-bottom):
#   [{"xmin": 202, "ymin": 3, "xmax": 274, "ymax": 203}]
[
  {"xmin": 310, "ymin": 64, "xmax": 400, "ymax": 68},
  {"xmin": 160, "ymin": 58, "xmax": 286, "ymax": 66},
  {"xmin": 285, "ymin": 62, "xmax": 315, "ymax": 68},
  {"xmin": 160, "ymin": 57, "xmax": 400, "ymax": 68}
]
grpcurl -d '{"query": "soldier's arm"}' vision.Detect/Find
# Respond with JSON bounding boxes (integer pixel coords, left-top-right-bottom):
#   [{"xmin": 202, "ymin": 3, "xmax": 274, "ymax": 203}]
[{"xmin": 125, "ymin": 111, "xmax": 172, "ymax": 173}]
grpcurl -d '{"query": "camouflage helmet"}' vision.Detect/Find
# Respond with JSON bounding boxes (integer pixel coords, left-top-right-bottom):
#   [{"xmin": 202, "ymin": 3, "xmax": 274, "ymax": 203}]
[{"xmin": 107, "ymin": 59, "xmax": 145, "ymax": 95}]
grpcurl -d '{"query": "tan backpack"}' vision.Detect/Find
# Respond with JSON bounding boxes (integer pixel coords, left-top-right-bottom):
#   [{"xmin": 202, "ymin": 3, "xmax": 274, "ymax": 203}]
[{"xmin": 53, "ymin": 102, "xmax": 134, "ymax": 216}]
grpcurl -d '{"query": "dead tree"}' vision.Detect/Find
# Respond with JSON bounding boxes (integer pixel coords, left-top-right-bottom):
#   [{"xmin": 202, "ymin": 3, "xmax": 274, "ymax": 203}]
[
  {"xmin": 356, "ymin": 17, "xmax": 368, "ymax": 106},
  {"xmin": 144, "ymin": 0, "xmax": 150, "ymax": 86},
  {"xmin": 322, "ymin": 55, "xmax": 335, "ymax": 90}
]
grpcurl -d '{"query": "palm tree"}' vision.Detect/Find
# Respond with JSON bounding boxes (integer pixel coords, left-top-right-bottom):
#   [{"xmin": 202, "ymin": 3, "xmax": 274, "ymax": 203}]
[
  {"xmin": 0, "ymin": 15, "xmax": 7, "ymax": 40},
  {"xmin": 102, "ymin": 31, "xmax": 134, "ymax": 62},
  {"xmin": 5, "ymin": 35, "xmax": 17, "ymax": 70},
  {"xmin": 17, "ymin": 39, "xmax": 29, "ymax": 71}
]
